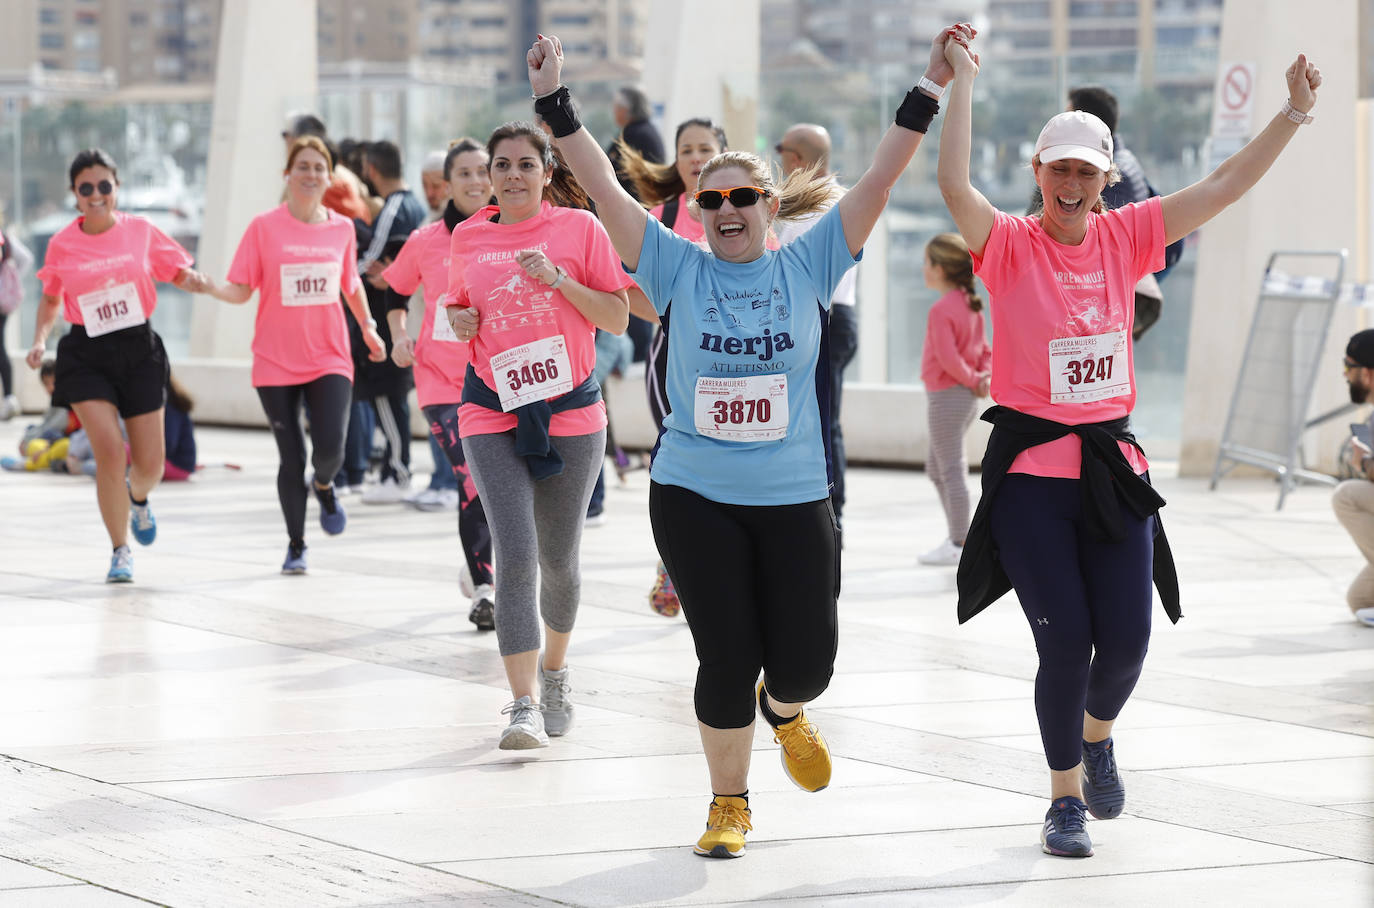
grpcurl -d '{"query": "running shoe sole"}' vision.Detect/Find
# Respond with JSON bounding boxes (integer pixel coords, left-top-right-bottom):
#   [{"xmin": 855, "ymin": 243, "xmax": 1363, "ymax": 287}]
[
  {"xmin": 693, "ymin": 843, "xmax": 745, "ymax": 859},
  {"xmin": 498, "ymin": 727, "xmax": 548, "ymax": 750}
]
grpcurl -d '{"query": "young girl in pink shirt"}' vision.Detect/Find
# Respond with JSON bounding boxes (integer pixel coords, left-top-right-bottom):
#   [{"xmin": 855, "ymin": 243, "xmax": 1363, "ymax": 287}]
[
  {"xmin": 26, "ymin": 148, "xmax": 207, "ymax": 583},
  {"xmin": 197, "ymin": 137, "xmax": 386, "ymax": 575},
  {"xmin": 917, "ymin": 233, "xmax": 989, "ymax": 566},
  {"xmin": 938, "ymin": 34, "xmax": 1322, "ymax": 858},
  {"xmin": 444, "ymin": 121, "xmax": 632, "ymax": 751}
]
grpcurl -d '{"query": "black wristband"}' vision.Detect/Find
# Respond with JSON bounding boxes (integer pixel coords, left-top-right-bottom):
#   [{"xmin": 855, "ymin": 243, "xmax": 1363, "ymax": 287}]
[
  {"xmin": 533, "ymin": 86, "xmax": 582, "ymax": 138},
  {"xmin": 894, "ymin": 88, "xmax": 940, "ymax": 134}
]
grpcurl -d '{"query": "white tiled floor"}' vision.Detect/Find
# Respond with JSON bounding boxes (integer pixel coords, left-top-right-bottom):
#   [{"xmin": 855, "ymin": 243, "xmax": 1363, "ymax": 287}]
[{"xmin": 1, "ymin": 421, "xmax": 1372, "ymax": 906}]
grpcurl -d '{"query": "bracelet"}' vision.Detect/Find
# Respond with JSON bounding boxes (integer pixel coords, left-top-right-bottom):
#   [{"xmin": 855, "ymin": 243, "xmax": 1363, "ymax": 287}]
[
  {"xmin": 533, "ymin": 85, "xmax": 582, "ymax": 138},
  {"xmin": 916, "ymin": 76, "xmax": 945, "ymax": 100},
  {"xmin": 365, "ymin": 317, "xmax": 377, "ymax": 328},
  {"xmin": 548, "ymin": 266, "xmax": 566, "ymax": 290},
  {"xmin": 531, "ymin": 84, "xmax": 564, "ymax": 101},
  {"xmin": 895, "ymin": 87, "xmax": 940, "ymax": 133},
  {"xmin": 1281, "ymin": 99, "xmax": 1313, "ymax": 125}
]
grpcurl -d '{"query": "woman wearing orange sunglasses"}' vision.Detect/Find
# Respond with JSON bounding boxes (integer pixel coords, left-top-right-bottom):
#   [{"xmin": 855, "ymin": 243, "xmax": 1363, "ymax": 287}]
[{"xmin": 520, "ymin": 25, "xmax": 973, "ymax": 857}]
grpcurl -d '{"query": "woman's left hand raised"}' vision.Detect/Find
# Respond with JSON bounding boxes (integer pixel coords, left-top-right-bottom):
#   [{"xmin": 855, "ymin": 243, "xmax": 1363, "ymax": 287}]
[
  {"xmin": 528, "ymin": 34, "xmax": 564, "ymax": 98},
  {"xmin": 1286, "ymin": 53, "xmax": 1321, "ymax": 112}
]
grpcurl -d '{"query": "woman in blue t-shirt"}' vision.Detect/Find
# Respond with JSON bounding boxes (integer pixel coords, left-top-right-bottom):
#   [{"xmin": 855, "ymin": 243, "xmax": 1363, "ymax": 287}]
[{"xmin": 518, "ymin": 25, "xmax": 972, "ymax": 858}]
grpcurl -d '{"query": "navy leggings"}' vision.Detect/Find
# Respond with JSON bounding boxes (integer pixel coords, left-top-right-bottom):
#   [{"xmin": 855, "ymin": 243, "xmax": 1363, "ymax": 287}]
[
  {"xmin": 649, "ymin": 481, "xmax": 840, "ymax": 729},
  {"xmin": 256, "ymin": 373, "xmax": 353, "ymax": 546},
  {"xmin": 989, "ymin": 474, "xmax": 1154, "ymax": 771}
]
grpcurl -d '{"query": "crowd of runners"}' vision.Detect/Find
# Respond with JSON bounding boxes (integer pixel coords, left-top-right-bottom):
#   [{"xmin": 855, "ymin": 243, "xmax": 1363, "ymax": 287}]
[{"xmin": 7, "ymin": 22, "xmax": 1322, "ymax": 862}]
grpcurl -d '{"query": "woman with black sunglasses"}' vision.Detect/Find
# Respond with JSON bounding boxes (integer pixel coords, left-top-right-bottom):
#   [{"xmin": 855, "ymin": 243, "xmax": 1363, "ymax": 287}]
[
  {"xmin": 522, "ymin": 26, "xmax": 971, "ymax": 857},
  {"xmin": 26, "ymin": 148, "xmax": 208, "ymax": 583}
]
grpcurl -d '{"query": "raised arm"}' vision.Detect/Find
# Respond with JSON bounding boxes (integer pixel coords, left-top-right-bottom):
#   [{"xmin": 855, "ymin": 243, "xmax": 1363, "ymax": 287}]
[
  {"xmin": 936, "ymin": 36, "xmax": 995, "ymax": 257},
  {"xmin": 1160, "ymin": 54, "xmax": 1321, "ymax": 246},
  {"xmin": 839, "ymin": 25, "xmax": 974, "ymax": 258},
  {"xmin": 529, "ymin": 35, "xmax": 650, "ymax": 270}
]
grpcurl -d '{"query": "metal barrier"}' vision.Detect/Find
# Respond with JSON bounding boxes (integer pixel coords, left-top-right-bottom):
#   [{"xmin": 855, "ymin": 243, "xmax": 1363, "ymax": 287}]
[{"xmin": 1210, "ymin": 250, "xmax": 1347, "ymax": 509}]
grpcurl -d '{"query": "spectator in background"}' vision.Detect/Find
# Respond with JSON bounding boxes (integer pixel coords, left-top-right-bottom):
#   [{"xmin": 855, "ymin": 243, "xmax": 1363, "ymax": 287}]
[
  {"xmin": 774, "ymin": 123, "xmax": 860, "ymax": 538},
  {"xmin": 420, "ymin": 150, "xmax": 451, "ymax": 222},
  {"xmin": 355, "ymin": 140, "xmax": 427, "ymax": 504},
  {"xmin": 1332, "ymin": 328, "xmax": 1374, "ymax": 628},
  {"xmin": 607, "ymin": 85, "xmax": 665, "ymax": 362},
  {"xmin": 0, "ymin": 205, "xmax": 35, "ymax": 420},
  {"xmin": 281, "ymin": 113, "xmax": 371, "ymax": 223}
]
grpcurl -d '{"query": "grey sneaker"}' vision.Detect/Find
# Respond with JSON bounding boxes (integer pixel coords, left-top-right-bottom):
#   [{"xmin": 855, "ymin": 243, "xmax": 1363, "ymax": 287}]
[
  {"xmin": 539, "ymin": 658, "xmax": 574, "ymax": 737},
  {"xmin": 498, "ymin": 695, "xmax": 548, "ymax": 750}
]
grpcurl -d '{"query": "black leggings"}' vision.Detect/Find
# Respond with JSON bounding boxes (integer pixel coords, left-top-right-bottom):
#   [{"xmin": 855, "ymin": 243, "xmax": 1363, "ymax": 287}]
[
  {"xmin": 257, "ymin": 374, "xmax": 353, "ymax": 545},
  {"xmin": 422, "ymin": 403, "xmax": 493, "ymax": 587},
  {"xmin": 989, "ymin": 474, "xmax": 1155, "ymax": 771},
  {"xmin": 649, "ymin": 481, "xmax": 840, "ymax": 729},
  {"xmin": 0, "ymin": 310, "xmax": 11, "ymax": 396}
]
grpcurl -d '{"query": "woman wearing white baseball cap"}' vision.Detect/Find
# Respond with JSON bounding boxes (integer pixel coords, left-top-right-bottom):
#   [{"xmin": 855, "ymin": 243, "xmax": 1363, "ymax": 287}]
[{"xmin": 937, "ymin": 34, "xmax": 1321, "ymax": 858}]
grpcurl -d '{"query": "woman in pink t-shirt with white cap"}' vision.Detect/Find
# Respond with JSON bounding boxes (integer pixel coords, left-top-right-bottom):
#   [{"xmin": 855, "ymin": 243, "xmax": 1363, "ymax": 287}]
[
  {"xmin": 196, "ymin": 137, "xmax": 386, "ymax": 575},
  {"xmin": 26, "ymin": 148, "xmax": 208, "ymax": 584},
  {"xmin": 938, "ymin": 35, "xmax": 1322, "ymax": 858}
]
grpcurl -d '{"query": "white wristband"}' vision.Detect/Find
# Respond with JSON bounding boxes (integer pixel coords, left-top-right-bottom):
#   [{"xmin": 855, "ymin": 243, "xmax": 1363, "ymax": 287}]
[
  {"xmin": 1281, "ymin": 99, "xmax": 1313, "ymax": 125},
  {"xmin": 916, "ymin": 76, "xmax": 945, "ymax": 100},
  {"xmin": 548, "ymin": 266, "xmax": 566, "ymax": 290}
]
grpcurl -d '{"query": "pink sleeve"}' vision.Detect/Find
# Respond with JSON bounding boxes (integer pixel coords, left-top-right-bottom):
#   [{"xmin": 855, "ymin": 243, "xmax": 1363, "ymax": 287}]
[
  {"xmin": 572, "ymin": 215, "xmax": 635, "ymax": 293},
  {"xmin": 926, "ymin": 305, "xmax": 980, "ymax": 389},
  {"xmin": 968, "ymin": 210, "xmax": 1021, "ymax": 295},
  {"xmin": 145, "ymin": 221, "xmax": 195, "ymax": 282},
  {"xmin": 1130, "ymin": 196, "xmax": 1166, "ymax": 280},
  {"xmin": 340, "ymin": 228, "xmax": 361, "ymax": 296},
  {"xmin": 381, "ymin": 230, "xmax": 423, "ymax": 295},
  {"xmin": 225, "ymin": 219, "xmax": 262, "ymax": 288},
  {"xmin": 36, "ymin": 238, "xmax": 65, "ymax": 297},
  {"xmin": 445, "ymin": 227, "xmax": 469, "ymax": 307}
]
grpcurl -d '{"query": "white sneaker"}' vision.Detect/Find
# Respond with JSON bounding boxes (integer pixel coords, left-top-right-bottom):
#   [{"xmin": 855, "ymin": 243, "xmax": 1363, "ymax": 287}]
[
  {"xmin": 362, "ymin": 477, "xmax": 408, "ymax": 504},
  {"xmin": 918, "ymin": 538, "xmax": 964, "ymax": 566},
  {"xmin": 1355, "ymin": 607, "xmax": 1374, "ymax": 627},
  {"xmin": 402, "ymin": 483, "xmax": 428, "ymax": 504},
  {"xmin": 414, "ymin": 487, "xmax": 459, "ymax": 512},
  {"xmin": 498, "ymin": 696, "xmax": 548, "ymax": 749},
  {"xmin": 0, "ymin": 394, "xmax": 17, "ymax": 421},
  {"xmin": 459, "ymin": 561, "xmax": 475, "ymax": 598}
]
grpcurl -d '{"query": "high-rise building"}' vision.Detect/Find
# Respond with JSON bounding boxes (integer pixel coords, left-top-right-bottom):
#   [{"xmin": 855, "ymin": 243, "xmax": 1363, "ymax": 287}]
[{"xmin": 761, "ymin": 0, "xmax": 983, "ymax": 71}]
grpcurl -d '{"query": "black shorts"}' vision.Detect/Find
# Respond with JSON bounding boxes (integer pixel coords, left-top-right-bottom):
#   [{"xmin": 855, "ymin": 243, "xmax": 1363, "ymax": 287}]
[{"xmin": 53, "ymin": 323, "xmax": 169, "ymax": 418}]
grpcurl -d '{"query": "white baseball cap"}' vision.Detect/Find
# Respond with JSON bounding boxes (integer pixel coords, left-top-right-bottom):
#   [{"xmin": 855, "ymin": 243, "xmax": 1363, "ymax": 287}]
[{"xmin": 1034, "ymin": 111, "xmax": 1113, "ymax": 172}]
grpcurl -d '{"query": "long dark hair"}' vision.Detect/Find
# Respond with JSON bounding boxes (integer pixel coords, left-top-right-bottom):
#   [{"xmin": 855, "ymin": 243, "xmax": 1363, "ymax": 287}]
[
  {"xmin": 486, "ymin": 121, "xmax": 591, "ymax": 211},
  {"xmin": 925, "ymin": 233, "xmax": 983, "ymax": 312},
  {"xmin": 615, "ymin": 118, "xmax": 728, "ymax": 208}
]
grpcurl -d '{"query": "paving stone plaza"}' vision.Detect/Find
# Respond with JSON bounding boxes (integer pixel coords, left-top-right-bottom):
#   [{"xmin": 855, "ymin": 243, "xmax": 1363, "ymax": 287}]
[{"xmin": 0, "ymin": 419, "xmax": 1370, "ymax": 905}]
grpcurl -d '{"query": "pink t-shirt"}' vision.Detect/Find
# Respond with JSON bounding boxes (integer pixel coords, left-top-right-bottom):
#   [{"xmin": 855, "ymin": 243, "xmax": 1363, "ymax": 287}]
[
  {"xmin": 37, "ymin": 212, "xmax": 193, "ymax": 327},
  {"xmin": 971, "ymin": 197, "xmax": 1165, "ymax": 478},
  {"xmin": 648, "ymin": 195, "xmax": 705, "ymax": 244},
  {"xmin": 446, "ymin": 202, "xmax": 634, "ymax": 438},
  {"xmin": 382, "ymin": 219, "xmax": 469, "ymax": 408},
  {"xmin": 921, "ymin": 288, "xmax": 991, "ymax": 392},
  {"xmin": 226, "ymin": 205, "xmax": 362, "ymax": 388}
]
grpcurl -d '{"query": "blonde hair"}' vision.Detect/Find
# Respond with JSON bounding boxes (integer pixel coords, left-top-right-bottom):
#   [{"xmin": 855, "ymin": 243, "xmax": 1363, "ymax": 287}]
[
  {"xmin": 1029, "ymin": 154, "xmax": 1121, "ymax": 215},
  {"xmin": 690, "ymin": 152, "xmax": 840, "ymax": 223},
  {"xmin": 925, "ymin": 232, "xmax": 982, "ymax": 312}
]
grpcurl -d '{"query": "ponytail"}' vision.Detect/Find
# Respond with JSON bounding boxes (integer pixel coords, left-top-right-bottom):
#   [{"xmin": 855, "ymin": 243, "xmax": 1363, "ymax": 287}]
[{"xmin": 925, "ymin": 232, "xmax": 982, "ymax": 312}]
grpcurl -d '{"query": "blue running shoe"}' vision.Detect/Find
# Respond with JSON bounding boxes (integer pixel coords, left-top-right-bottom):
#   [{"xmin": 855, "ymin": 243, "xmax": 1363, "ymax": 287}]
[
  {"xmin": 128, "ymin": 485, "xmax": 157, "ymax": 546},
  {"xmin": 281, "ymin": 542, "xmax": 307, "ymax": 575},
  {"xmin": 1041, "ymin": 796, "xmax": 1093, "ymax": 857},
  {"xmin": 1081, "ymin": 737, "xmax": 1125, "ymax": 820},
  {"xmin": 314, "ymin": 477, "xmax": 347, "ymax": 535},
  {"xmin": 106, "ymin": 546, "xmax": 133, "ymax": 583}
]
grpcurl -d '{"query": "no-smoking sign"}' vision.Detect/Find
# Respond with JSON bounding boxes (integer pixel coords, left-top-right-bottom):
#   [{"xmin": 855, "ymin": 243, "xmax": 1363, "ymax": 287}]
[{"xmin": 1211, "ymin": 62, "xmax": 1257, "ymax": 139}]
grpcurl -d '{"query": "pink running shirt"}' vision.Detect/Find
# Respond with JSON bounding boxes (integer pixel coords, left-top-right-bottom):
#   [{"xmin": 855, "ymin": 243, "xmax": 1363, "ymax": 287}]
[
  {"xmin": 971, "ymin": 197, "xmax": 1165, "ymax": 477},
  {"xmin": 382, "ymin": 219, "xmax": 469, "ymax": 408},
  {"xmin": 921, "ymin": 288, "xmax": 991, "ymax": 392},
  {"xmin": 648, "ymin": 195, "xmax": 705, "ymax": 244},
  {"xmin": 38, "ymin": 213, "xmax": 192, "ymax": 327},
  {"xmin": 446, "ymin": 202, "xmax": 634, "ymax": 438},
  {"xmin": 226, "ymin": 204, "xmax": 362, "ymax": 388}
]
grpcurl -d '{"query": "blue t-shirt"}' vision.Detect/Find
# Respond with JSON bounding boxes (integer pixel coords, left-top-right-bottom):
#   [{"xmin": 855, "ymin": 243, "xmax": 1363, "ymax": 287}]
[{"xmin": 631, "ymin": 204, "xmax": 859, "ymax": 505}]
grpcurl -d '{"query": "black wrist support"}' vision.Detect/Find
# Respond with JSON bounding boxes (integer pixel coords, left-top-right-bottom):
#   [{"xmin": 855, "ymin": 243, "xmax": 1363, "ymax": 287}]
[
  {"xmin": 533, "ymin": 86, "xmax": 582, "ymax": 138},
  {"xmin": 895, "ymin": 88, "xmax": 940, "ymax": 133}
]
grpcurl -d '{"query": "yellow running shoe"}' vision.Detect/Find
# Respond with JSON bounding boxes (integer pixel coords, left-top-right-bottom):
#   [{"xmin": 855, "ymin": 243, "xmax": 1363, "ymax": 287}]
[
  {"xmin": 759, "ymin": 681, "xmax": 831, "ymax": 792},
  {"xmin": 694, "ymin": 795, "xmax": 751, "ymax": 858}
]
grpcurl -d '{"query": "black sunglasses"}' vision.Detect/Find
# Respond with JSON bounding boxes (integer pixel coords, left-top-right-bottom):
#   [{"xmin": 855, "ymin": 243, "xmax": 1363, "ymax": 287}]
[
  {"xmin": 693, "ymin": 186, "xmax": 768, "ymax": 210},
  {"xmin": 77, "ymin": 180, "xmax": 114, "ymax": 197}
]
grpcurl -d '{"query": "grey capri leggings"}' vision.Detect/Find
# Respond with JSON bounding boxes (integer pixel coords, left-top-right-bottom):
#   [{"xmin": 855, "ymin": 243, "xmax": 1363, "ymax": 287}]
[{"xmin": 462, "ymin": 429, "xmax": 605, "ymax": 656}]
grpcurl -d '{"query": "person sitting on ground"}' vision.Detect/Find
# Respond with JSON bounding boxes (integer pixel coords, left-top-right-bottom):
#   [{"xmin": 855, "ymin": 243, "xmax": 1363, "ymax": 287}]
[
  {"xmin": 163, "ymin": 371, "xmax": 197, "ymax": 481},
  {"xmin": 1331, "ymin": 328, "xmax": 1374, "ymax": 628}
]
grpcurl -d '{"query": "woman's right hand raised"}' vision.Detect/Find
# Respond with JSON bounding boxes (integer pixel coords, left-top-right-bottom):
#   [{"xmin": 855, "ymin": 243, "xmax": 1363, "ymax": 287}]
[
  {"xmin": 943, "ymin": 26, "xmax": 979, "ymax": 77},
  {"xmin": 527, "ymin": 34, "xmax": 564, "ymax": 98}
]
